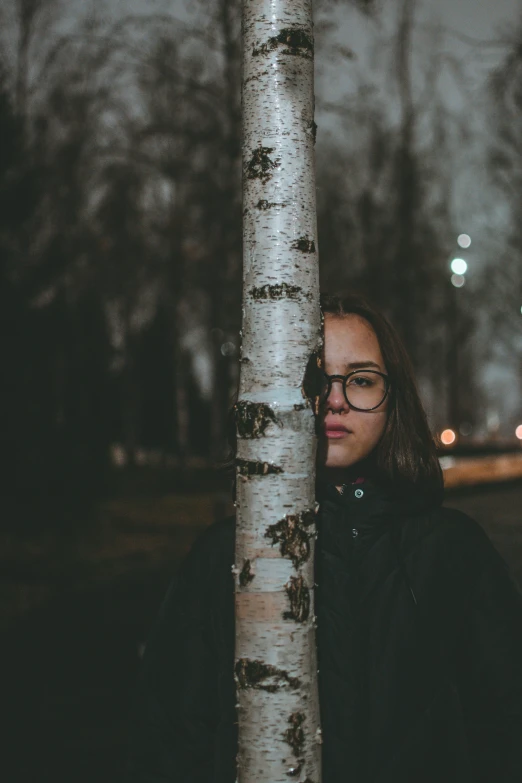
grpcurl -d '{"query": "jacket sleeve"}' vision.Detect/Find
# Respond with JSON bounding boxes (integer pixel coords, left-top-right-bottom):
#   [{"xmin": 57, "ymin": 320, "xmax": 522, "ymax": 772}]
[
  {"xmin": 457, "ymin": 544, "xmax": 522, "ymax": 783},
  {"xmin": 126, "ymin": 528, "xmax": 228, "ymax": 783}
]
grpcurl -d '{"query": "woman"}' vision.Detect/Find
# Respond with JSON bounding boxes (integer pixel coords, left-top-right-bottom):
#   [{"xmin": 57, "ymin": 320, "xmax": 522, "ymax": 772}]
[{"xmin": 127, "ymin": 292, "xmax": 522, "ymax": 783}]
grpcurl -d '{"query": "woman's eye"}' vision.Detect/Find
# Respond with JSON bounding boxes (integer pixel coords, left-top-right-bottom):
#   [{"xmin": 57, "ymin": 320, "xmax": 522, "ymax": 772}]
[{"xmin": 349, "ymin": 375, "xmax": 372, "ymax": 387}]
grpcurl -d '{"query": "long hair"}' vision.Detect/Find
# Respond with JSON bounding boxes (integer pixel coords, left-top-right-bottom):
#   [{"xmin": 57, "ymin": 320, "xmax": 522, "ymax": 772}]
[{"xmin": 320, "ymin": 292, "xmax": 443, "ymax": 501}]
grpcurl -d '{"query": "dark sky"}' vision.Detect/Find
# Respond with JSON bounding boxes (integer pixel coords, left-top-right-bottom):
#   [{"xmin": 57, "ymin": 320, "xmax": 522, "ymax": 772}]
[
  {"xmin": 2, "ymin": 0, "xmax": 519, "ymax": 76},
  {"xmin": 82, "ymin": 0, "xmax": 522, "ymax": 36},
  {"xmin": 437, "ymin": 0, "xmax": 519, "ymax": 37}
]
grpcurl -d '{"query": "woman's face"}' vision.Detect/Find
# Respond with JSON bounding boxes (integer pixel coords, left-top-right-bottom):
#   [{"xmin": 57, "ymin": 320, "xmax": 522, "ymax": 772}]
[{"xmin": 320, "ymin": 313, "xmax": 389, "ymax": 471}]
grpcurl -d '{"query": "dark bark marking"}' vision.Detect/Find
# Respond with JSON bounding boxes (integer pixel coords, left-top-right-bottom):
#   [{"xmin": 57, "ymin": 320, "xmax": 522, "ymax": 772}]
[
  {"xmin": 250, "ymin": 282, "xmax": 312, "ymax": 301},
  {"xmin": 235, "ymin": 401, "xmax": 280, "ymax": 438},
  {"xmin": 245, "ymin": 146, "xmax": 280, "ymax": 183},
  {"xmin": 283, "ymin": 575, "xmax": 310, "ymax": 622},
  {"xmin": 286, "ymin": 759, "xmax": 304, "ymax": 777},
  {"xmin": 307, "ymin": 120, "xmax": 318, "ymax": 144},
  {"xmin": 235, "ymin": 658, "xmax": 301, "ymax": 692},
  {"xmin": 239, "ymin": 559, "xmax": 255, "ymax": 587},
  {"xmin": 265, "ymin": 509, "xmax": 315, "ymax": 568},
  {"xmin": 256, "ymin": 199, "xmax": 287, "ymax": 210},
  {"xmin": 253, "ymin": 28, "xmax": 314, "ymax": 59},
  {"xmin": 283, "ymin": 712, "xmax": 306, "ymax": 756},
  {"xmin": 244, "ymin": 69, "xmax": 269, "ymax": 85},
  {"xmin": 292, "ymin": 237, "xmax": 316, "ymax": 253},
  {"xmin": 236, "ymin": 458, "xmax": 283, "ymax": 477}
]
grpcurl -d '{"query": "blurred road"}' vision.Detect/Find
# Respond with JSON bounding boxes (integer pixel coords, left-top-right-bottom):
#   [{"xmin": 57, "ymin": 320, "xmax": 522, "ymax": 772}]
[{"xmin": 2, "ymin": 480, "xmax": 521, "ymax": 783}]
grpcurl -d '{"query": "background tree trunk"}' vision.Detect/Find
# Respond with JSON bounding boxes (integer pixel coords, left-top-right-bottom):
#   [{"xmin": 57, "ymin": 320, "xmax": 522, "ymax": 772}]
[{"xmin": 234, "ymin": 1, "xmax": 322, "ymax": 782}]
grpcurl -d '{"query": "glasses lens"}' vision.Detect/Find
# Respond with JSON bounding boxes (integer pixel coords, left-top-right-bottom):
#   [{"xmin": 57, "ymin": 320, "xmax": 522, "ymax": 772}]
[{"xmin": 344, "ymin": 371, "xmax": 387, "ymax": 409}]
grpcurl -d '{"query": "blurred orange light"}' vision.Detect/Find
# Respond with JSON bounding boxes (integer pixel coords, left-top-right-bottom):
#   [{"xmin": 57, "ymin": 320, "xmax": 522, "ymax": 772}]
[
  {"xmin": 516, "ymin": 425, "xmax": 522, "ymax": 440},
  {"xmin": 441, "ymin": 428, "xmax": 456, "ymax": 446}
]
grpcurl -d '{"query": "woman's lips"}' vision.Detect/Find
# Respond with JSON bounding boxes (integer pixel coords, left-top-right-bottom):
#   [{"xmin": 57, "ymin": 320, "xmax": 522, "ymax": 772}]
[{"xmin": 324, "ymin": 427, "xmax": 350, "ymax": 439}]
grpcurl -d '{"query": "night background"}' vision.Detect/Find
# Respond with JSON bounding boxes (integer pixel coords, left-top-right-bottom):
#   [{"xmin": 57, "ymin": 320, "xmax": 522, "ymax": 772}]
[{"xmin": 1, "ymin": 0, "xmax": 522, "ymax": 780}]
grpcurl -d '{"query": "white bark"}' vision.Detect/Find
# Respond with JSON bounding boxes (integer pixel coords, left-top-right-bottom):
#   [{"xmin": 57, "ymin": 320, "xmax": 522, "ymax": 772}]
[{"xmin": 235, "ymin": 2, "xmax": 322, "ymax": 782}]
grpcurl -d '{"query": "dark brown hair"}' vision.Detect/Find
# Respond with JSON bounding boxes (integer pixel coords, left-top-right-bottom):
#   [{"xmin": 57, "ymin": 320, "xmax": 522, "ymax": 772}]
[{"xmin": 320, "ymin": 291, "xmax": 443, "ymax": 501}]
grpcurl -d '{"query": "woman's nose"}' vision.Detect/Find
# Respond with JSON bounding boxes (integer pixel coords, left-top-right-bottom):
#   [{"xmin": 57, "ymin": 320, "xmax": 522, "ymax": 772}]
[{"xmin": 325, "ymin": 379, "xmax": 349, "ymax": 412}]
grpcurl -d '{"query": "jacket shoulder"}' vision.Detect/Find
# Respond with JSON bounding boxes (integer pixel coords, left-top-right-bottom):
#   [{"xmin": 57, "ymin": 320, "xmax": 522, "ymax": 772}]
[
  {"xmin": 145, "ymin": 516, "xmax": 235, "ymax": 655},
  {"xmin": 406, "ymin": 503, "xmax": 492, "ymax": 549},
  {"xmin": 191, "ymin": 514, "xmax": 236, "ymax": 553},
  {"xmin": 178, "ymin": 514, "xmax": 236, "ymax": 582},
  {"xmin": 431, "ymin": 504, "xmax": 496, "ymax": 555},
  {"xmin": 402, "ymin": 504, "xmax": 502, "ymax": 586}
]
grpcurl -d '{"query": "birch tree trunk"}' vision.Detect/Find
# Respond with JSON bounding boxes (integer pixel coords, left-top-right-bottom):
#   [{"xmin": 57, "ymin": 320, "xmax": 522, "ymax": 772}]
[{"xmin": 234, "ymin": 2, "xmax": 322, "ymax": 782}]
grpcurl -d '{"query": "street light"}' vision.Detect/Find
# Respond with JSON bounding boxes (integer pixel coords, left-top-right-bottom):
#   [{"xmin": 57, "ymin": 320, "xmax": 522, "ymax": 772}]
[
  {"xmin": 441, "ymin": 428, "xmax": 457, "ymax": 446},
  {"xmin": 450, "ymin": 258, "xmax": 468, "ymax": 275},
  {"xmin": 457, "ymin": 233, "xmax": 471, "ymax": 249}
]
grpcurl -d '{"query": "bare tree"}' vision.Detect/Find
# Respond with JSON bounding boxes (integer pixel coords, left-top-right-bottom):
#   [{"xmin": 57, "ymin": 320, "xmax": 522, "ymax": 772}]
[{"xmin": 485, "ymin": 17, "xmax": 522, "ymax": 414}]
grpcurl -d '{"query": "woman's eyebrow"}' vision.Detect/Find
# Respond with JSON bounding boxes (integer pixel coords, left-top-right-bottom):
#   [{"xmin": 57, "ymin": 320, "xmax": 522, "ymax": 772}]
[{"xmin": 344, "ymin": 360, "xmax": 382, "ymax": 370}]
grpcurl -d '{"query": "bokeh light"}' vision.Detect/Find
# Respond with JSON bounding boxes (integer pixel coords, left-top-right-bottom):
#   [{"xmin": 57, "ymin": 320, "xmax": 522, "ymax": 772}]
[
  {"xmin": 516, "ymin": 425, "xmax": 522, "ymax": 440},
  {"xmin": 450, "ymin": 257, "xmax": 468, "ymax": 275},
  {"xmin": 221, "ymin": 341, "xmax": 236, "ymax": 356},
  {"xmin": 457, "ymin": 233, "xmax": 471, "ymax": 248},
  {"xmin": 440, "ymin": 428, "xmax": 457, "ymax": 446},
  {"xmin": 459, "ymin": 421, "xmax": 472, "ymax": 436},
  {"xmin": 451, "ymin": 274, "xmax": 465, "ymax": 288}
]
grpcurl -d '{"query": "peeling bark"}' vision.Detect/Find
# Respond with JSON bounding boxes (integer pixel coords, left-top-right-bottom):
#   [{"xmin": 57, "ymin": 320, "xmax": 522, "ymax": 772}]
[
  {"xmin": 253, "ymin": 28, "xmax": 314, "ymax": 59},
  {"xmin": 256, "ymin": 199, "xmax": 288, "ymax": 210},
  {"xmin": 250, "ymin": 283, "xmax": 312, "ymax": 301},
  {"xmin": 307, "ymin": 120, "xmax": 318, "ymax": 144},
  {"xmin": 283, "ymin": 575, "xmax": 310, "ymax": 622},
  {"xmin": 236, "ymin": 458, "xmax": 283, "ymax": 476},
  {"xmin": 235, "ymin": 401, "xmax": 281, "ymax": 437},
  {"xmin": 283, "ymin": 712, "xmax": 306, "ymax": 755},
  {"xmin": 235, "ymin": 658, "xmax": 302, "ymax": 692},
  {"xmin": 265, "ymin": 510, "xmax": 315, "ymax": 569},
  {"xmin": 245, "ymin": 146, "xmax": 280, "ymax": 182},
  {"xmin": 239, "ymin": 559, "xmax": 256, "ymax": 586},
  {"xmin": 286, "ymin": 759, "xmax": 304, "ymax": 777},
  {"xmin": 291, "ymin": 237, "xmax": 316, "ymax": 253}
]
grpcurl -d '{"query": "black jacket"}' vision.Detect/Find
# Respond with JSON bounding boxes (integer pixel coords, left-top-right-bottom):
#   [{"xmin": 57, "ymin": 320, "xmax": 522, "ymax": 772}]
[{"xmin": 127, "ymin": 482, "xmax": 522, "ymax": 782}]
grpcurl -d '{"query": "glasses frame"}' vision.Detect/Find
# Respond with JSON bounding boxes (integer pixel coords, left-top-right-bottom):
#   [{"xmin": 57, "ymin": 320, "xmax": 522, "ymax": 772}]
[{"xmin": 318, "ymin": 368, "xmax": 390, "ymax": 412}]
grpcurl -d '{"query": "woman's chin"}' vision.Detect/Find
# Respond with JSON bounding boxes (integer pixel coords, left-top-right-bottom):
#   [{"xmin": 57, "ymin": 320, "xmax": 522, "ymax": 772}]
[
  {"xmin": 324, "ymin": 460, "xmax": 357, "ymax": 471},
  {"xmin": 323, "ymin": 452, "xmax": 359, "ymax": 470},
  {"xmin": 322, "ymin": 441, "xmax": 353, "ymax": 465}
]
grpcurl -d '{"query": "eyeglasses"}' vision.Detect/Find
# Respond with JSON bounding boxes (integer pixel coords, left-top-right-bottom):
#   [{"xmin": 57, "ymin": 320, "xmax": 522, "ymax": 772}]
[{"xmin": 305, "ymin": 365, "xmax": 390, "ymax": 412}]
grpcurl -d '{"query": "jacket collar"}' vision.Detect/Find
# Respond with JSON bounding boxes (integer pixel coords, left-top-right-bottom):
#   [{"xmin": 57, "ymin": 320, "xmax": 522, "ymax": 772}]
[{"xmin": 317, "ymin": 476, "xmax": 442, "ymax": 523}]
